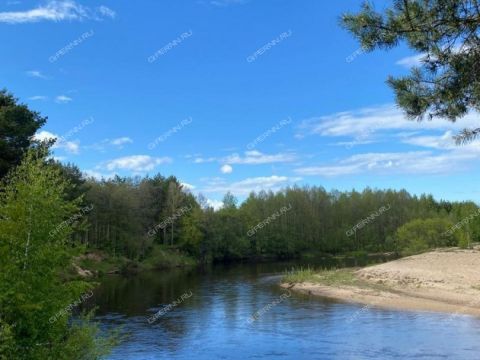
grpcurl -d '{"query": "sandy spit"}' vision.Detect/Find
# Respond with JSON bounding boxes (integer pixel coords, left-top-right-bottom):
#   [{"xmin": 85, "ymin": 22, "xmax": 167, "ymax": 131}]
[{"xmin": 282, "ymin": 249, "xmax": 480, "ymax": 316}]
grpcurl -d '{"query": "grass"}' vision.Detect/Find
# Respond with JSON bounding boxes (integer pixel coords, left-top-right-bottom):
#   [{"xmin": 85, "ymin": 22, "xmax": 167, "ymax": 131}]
[
  {"xmin": 282, "ymin": 267, "xmax": 359, "ymax": 286},
  {"xmin": 283, "ymin": 267, "xmax": 317, "ymax": 283}
]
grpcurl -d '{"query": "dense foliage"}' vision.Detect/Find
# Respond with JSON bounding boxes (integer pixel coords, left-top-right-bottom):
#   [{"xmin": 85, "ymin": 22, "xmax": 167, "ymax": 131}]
[
  {"xmin": 0, "ymin": 149, "xmax": 114, "ymax": 360},
  {"xmin": 0, "ymin": 89, "xmax": 46, "ymax": 178},
  {"xmin": 63, "ymin": 172, "xmax": 480, "ymax": 262}
]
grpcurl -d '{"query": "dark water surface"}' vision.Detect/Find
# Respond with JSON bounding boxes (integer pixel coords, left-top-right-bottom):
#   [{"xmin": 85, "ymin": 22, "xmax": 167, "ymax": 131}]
[{"xmin": 92, "ymin": 262, "xmax": 480, "ymax": 359}]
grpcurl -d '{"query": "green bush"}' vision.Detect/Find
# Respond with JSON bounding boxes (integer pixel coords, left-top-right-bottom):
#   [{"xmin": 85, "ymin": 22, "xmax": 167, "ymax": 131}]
[{"xmin": 394, "ymin": 218, "xmax": 458, "ymax": 255}]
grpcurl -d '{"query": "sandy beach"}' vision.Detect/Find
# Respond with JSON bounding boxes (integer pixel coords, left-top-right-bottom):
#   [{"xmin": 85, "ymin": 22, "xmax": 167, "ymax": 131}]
[{"xmin": 283, "ymin": 248, "xmax": 480, "ymax": 316}]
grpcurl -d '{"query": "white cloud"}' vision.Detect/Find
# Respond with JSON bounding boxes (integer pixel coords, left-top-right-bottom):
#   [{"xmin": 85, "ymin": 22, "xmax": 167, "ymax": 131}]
[
  {"xmin": 86, "ymin": 137, "xmax": 133, "ymax": 151},
  {"xmin": 201, "ymin": 175, "xmax": 301, "ymax": 196},
  {"xmin": 193, "ymin": 156, "xmax": 216, "ymax": 163},
  {"xmin": 396, "ymin": 45, "xmax": 468, "ymax": 68},
  {"xmin": 193, "ymin": 151, "xmax": 295, "ymax": 166},
  {"xmin": 55, "ymin": 95, "xmax": 72, "ymax": 104},
  {"xmin": 0, "ymin": 1, "xmax": 115, "ymax": 24},
  {"xmin": 295, "ymin": 149, "xmax": 479, "ymax": 177},
  {"xmin": 33, "ymin": 130, "xmax": 79, "ymax": 154},
  {"xmin": 26, "ymin": 70, "xmax": 47, "ymax": 79},
  {"xmin": 223, "ymin": 150, "xmax": 296, "ymax": 165},
  {"xmin": 299, "ymin": 104, "xmax": 480, "ymax": 141},
  {"xmin": 396, "ymin": 53, "xmax": 427, "ymax": 68},
  {"xmin": 110, "ymin": 137, "xmax": 133, "ymax": 146},
  {"xmin": 97, "ymin": 5, "xmax": 115, "ymax": 19},
  {"xmin": 401, "ymin": 131, "xmax": 457, "ymax": 150},
  {"xmin": 220, "ymin": 164, "xmax": 233, "ymax": 174},
  {"xmin": 61, "ymin": 140, "xmax": 80, "ymax": 154},
  {"xmin": 33, "ymin": 130, "xmax": 55, "ymax": 142},
  {"xmin": 295, "ymin": 104, "xmax": 480, "ymax": 177},
  {"xmin": 206, "ymin": 198, "xmax": 224, "ymax": 210},
  {"xmin": 206, "ymin": 0, "xmax": 248, "ymax": 7},
  {"xmin": 83, "ymin": 170, "xmax": 115, "ymax": 180},
  {"xmin": 181, "ymin": 182, "xmax": 196, "ymax": 190},
  {"xmin": 103, "ymin": 155, "xmax": 172, "ymax": 172},
  {"xmin": 28, "ymin": 95, "xmax": 48, "ymax": 101}
]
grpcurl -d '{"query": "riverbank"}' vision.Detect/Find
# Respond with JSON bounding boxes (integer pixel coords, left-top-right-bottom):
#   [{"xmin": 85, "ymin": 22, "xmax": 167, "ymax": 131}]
[
  {"xmin": 72, "ymin": 245, "xmax": 197, "ymax": 278},
  {"xmin": 282, "ymin": 248, "xmax": 480, "ymax": 316}
]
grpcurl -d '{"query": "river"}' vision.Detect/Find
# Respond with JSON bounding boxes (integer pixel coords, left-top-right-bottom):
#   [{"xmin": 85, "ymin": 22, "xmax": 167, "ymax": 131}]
[{"xmin": 91, "ymin": 261, "xmax": 480, "ymax": 359}]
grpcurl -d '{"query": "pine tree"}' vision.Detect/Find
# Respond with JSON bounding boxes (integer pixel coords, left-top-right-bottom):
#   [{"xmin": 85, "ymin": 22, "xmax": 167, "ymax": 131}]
[{"xmin": 342, "ymin": 0, "xmax": 480, "ymax": 143}]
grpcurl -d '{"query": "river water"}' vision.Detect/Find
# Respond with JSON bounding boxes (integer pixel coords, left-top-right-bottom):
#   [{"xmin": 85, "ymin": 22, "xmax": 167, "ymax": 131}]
[{"xmin": 92, "ymin": 262, "xmax": 480, "ymax": 359}]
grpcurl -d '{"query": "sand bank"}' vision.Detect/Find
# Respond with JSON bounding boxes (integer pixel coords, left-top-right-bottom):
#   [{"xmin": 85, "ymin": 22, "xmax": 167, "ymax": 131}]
[{"xmin": 282, "ymin": 249, "xmax": 480, "ymax": 316}]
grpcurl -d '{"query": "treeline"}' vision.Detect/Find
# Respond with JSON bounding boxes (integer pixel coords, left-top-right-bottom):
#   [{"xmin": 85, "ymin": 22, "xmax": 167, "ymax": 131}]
[{"xmin": 61, "ymin": 165, "xmax": 480, "ymax": 262}]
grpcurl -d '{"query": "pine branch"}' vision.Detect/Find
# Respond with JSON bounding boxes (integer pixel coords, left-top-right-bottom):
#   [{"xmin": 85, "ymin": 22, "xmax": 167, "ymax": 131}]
[{"xmin": 454, "ymin": 127, "xmax": 480, "ymax": 144}]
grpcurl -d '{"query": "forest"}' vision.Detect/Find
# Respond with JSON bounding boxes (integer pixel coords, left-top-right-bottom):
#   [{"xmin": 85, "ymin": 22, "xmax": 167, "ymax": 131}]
[{"xmin": 58, "ymin": 161, "xmax": 479, "ymax": 264}]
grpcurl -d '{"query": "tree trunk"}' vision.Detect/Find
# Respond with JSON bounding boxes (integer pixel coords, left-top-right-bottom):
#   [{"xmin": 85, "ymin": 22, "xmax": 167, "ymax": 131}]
[{"xmin": 23, "ymin": 205, "xmax": 33, "ymax": 270}]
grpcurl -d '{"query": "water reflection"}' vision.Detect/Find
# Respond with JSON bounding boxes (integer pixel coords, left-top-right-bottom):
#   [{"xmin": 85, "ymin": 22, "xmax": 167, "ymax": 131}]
[{"xmin": 91, "ymin": 261, "xmax": 480, "ymax": 360}]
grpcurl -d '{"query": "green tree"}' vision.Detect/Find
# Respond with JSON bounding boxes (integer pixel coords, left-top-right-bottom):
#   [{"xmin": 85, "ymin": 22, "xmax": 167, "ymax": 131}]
[
  {"xmin": 166, "ymin": 180, "xmax": 183, "ymax": 246},
  {"xmin": 222, "ymin": 192, "xmax": 238, "ymax": 209},
  {"xmin": 0, "ymin": 90, "xmax": 46, "ymax": 178},
  {"xmin": 0, "ymin": 148, "xmax": 114, "ymax": 359},
  {"xmin": 179, "ymin": 205, "xmax": 204, "ymax": 257},
  {"xmin": 341, "ymin": 0, "xmax": 480, "ymax": 143}
]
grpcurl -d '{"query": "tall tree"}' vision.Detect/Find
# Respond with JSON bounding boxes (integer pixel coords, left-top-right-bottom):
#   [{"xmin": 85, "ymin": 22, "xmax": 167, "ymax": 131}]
[
  {"xmin": 166, "ymin": 181, "xmax": 183, "ymax": 246},
  {"xmin": 341, "ymin": 0, "xmax": 480, "ymax": 143},
  {"xmin": 0, "ymin": 148, "xmax": 113, "ymax": 359},
  {"xmin": 0, "ymin": 90, "xmax": 46, "ymax": 178}
]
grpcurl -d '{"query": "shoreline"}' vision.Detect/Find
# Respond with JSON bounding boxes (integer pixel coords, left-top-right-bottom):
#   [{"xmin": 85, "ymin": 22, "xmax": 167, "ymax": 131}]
[{"xmin": 282, "ymin": 248, "xmax": 480, "ymax": 317}]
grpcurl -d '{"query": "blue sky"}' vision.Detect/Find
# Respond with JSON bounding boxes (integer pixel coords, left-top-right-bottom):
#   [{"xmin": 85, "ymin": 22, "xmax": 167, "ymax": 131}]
[{"xmin": 2, "ymin": 0, "xmax": 480, "ymax": 207}]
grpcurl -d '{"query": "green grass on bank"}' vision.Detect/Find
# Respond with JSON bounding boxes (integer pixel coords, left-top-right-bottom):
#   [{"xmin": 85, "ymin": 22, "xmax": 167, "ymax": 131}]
[{"xmin": 282, "ymin": 267, "xmax": 359, "ymax": 286}]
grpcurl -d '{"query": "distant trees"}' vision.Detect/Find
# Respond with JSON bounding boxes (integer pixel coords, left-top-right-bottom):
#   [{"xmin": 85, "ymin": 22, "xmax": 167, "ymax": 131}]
[
  {"xmin": 341, "ymin": 0, "xmax": 480, "ymax": 143},
  {"xmin": 0, "ymin": 90, "xmax": 47, "ymax": 178},
  {"xmin": 80, "ymin": 175, "xmax": 197, "ymax": 260},
  {"xmin": 74, "ymin": 177, "xmax": 480, "ymax": 262}
]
